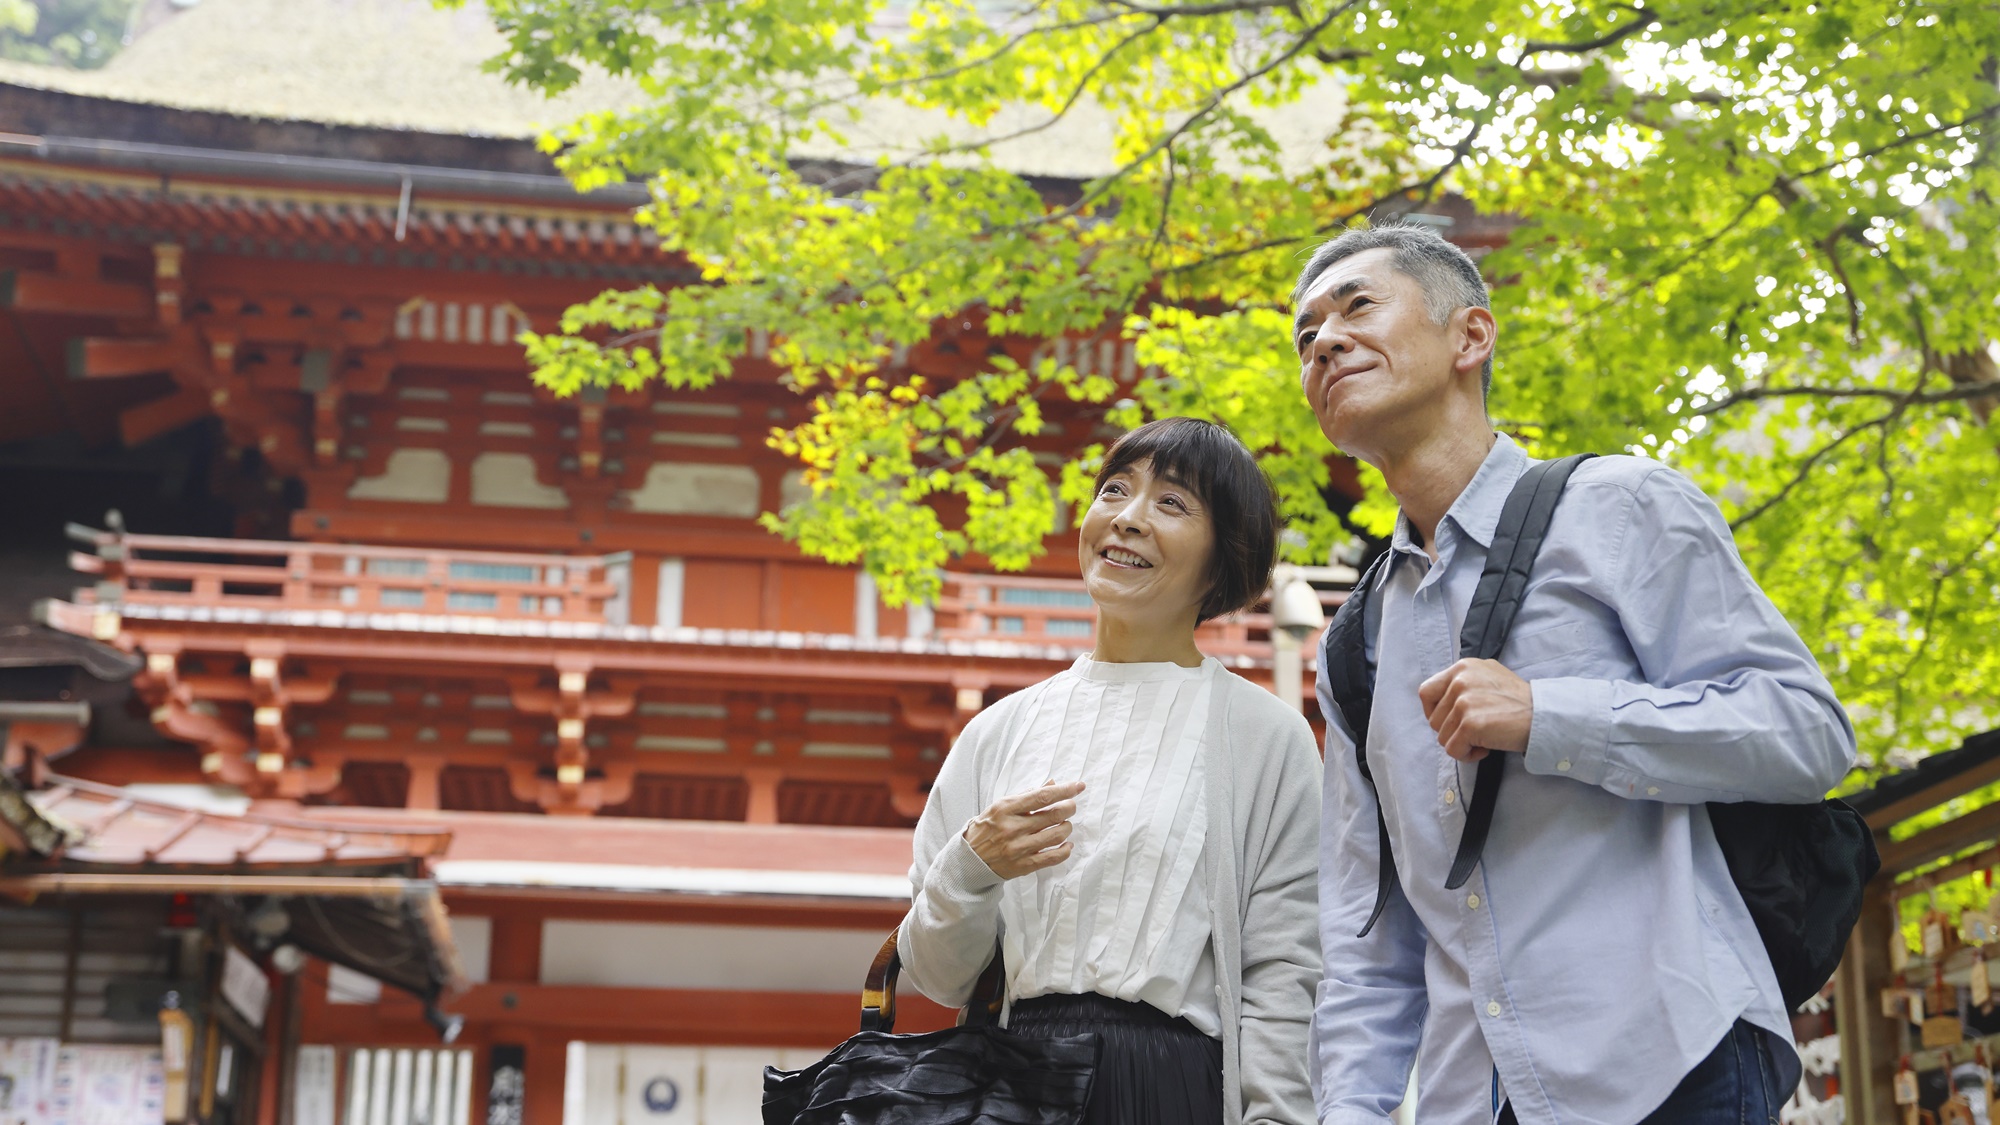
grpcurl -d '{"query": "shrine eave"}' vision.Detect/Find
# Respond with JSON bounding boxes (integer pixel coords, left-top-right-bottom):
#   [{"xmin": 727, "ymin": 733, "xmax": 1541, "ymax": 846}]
[
  {"xmin": 39, "ymin": 597, "xmax": 1119, "ymax": 688},
  {"xmin": 0, "ymin": 150, "xmax": 681, "ymax": 274},
  {"xmin": 281, "ymin": 803, "xmax": 914, "ymax": 909}
]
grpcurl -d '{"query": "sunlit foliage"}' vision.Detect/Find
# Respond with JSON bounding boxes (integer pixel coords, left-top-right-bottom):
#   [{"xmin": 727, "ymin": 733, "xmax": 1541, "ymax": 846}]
[{"xmin": 460, "ymin": 0, "xmax": 2000, "ymax": 769}]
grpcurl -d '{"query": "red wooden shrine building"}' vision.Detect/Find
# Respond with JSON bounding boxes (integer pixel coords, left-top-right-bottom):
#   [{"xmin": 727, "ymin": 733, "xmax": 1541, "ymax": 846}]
[{"xmin": 0, "ymin": 3, "xmax": 1501, "ymax": 1122}]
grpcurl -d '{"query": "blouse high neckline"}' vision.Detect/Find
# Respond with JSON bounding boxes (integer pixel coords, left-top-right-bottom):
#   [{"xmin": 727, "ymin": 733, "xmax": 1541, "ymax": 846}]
[{"xmin": 1072, "ymin": 654, "xmax": 1218, "ymax": 682}]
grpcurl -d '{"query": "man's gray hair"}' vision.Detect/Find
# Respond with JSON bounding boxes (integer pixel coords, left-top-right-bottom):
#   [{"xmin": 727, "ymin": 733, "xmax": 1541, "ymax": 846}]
[{"xmin": 1291, "ymin": 223, "xmax": 1494, "ymax": 395}]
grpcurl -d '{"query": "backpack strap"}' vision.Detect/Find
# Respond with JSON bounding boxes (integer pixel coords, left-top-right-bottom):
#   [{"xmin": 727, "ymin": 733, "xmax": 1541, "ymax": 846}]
[
  {"xmin": 1443, "ymin": 453, "xmax": 1597, "ymax": 891},
  {"xmin": 1323, "ymin": 550, "xmax": 1397, "ymax": 937}
]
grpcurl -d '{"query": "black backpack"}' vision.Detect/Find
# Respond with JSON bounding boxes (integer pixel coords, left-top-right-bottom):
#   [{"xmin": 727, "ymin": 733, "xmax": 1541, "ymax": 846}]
[{"xmin": 1324, "ymin": 453, "xmax": 1880, "ymax": 1011}]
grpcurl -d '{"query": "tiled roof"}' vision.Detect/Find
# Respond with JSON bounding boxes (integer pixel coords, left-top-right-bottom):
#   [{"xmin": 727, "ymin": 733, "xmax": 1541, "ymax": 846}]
[
  {"xmin": 25, "ymin": 775, "xmax": 450, "ymax": 871},
  {"xmin": 0, "ymin": 624, "xmax": 141, "ymax": 680},
  {"xmin": 0, "ymin": 156, "xmax": 676, "ymax": 271},
  {"xmin": 289, "ymin": 805, "xmax": 914, "ymax": 902}
]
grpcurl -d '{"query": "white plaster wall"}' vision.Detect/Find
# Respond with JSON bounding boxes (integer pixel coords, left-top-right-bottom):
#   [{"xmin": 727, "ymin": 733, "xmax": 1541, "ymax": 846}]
[
  {"xmin": 469, "ymin": 452, "xmax": 569, "ymax": 508},
  {"xmin": 538, "ymin": 921, "xmax": 885, "ymax": 993},
  {"xmin": 348, "ymin": 449, "xmax": 450, "ymax": 503},
  {"xmin": 623, "ymin": 463, "xmax": 761, "ymax": 517}
]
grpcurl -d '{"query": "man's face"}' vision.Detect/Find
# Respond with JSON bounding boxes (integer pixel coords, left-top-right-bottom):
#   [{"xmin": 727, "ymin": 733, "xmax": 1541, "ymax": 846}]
[{"xmin": 1292, "ymin": 247, "xmax": 1479, "ymax": 460}]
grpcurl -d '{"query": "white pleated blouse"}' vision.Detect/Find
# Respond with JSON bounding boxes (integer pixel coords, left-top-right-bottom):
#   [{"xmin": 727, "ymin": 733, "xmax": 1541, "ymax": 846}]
[{"xmin": 989, "ymin": 655, "xmax": 1221, "ymax": 1034}]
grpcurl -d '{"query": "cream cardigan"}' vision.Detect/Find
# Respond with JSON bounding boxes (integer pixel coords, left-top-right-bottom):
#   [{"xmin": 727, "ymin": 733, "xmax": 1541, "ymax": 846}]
[{"xmin": 900, "ymin": 665, "xmax": 1321, "ymax": 1125}]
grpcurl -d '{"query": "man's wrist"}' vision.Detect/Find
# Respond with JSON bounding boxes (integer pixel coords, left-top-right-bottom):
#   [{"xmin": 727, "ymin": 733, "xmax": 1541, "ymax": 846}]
[
  {"xmin": 1524, "ymin": 676, "xmax": 1613, "ymax": 783},
  {"xmin": 1319, "ymin": 1108, "xmax": 1399, "ymax": 1125}
]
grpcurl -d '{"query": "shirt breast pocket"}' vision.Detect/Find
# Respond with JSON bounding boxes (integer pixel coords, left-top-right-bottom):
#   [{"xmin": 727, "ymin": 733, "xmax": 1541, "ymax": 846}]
[{"xmin": 1501, "ymin": 620, "xmax": 1586, "ymax": 678}]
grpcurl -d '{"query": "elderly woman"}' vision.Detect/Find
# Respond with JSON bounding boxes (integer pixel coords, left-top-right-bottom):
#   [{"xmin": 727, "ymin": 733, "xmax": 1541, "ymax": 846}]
[{"xmin": 899, "ymin": 417, "xmax": 1321, "ymax": 1125}]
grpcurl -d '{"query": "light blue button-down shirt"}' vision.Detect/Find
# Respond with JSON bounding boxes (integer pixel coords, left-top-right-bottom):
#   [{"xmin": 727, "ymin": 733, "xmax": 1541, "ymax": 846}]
[{"xmin": 1311, "ymin": 436, "xmax": 1857, "ymax": 1125}]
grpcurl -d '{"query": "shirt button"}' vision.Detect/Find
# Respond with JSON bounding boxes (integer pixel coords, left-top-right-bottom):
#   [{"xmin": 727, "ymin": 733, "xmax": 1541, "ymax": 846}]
[
  {"xmin": 1467, "ymin": 894, "xmax": 1481, "ymax": 910},
  {"xmin": 1486, "ymin": 1000, "xmax": 1502, "ymax": 1017},
  {"xmin": 1443, "ymin": 789, "xmax": 1457, "ymax": 805},
  {"xmin": 1556, "ymin": 759, "xmax": 1572, "ymax": 772},
  {"xmin": 1647, "ymin": 786, "xmax": 1661, "ymax": 796}
]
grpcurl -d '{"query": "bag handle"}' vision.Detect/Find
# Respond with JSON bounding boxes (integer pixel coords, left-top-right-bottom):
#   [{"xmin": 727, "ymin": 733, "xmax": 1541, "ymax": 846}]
[{"xmin": 859, "ymin": 925, "xmax": 1006, "ymax": 1033}]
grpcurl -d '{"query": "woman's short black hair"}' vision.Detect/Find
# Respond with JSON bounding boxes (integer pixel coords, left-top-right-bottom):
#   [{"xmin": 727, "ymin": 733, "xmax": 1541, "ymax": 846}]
[{"xmin": 1092, "ymin": 417, "xmax": 1279, "ymax": 623}]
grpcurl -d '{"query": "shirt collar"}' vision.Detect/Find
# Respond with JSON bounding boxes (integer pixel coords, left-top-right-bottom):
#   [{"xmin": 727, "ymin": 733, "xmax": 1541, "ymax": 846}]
[{"xmin": 1389, "ymin": 433, "xmax": 1527, "ymax": 555}]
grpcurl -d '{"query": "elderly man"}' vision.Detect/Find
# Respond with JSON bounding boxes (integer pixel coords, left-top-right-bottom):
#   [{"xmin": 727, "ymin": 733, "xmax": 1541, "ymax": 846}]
[{"xmin": 1297, "ymin": 224, "xmax": 1856, "ymax": 1125}]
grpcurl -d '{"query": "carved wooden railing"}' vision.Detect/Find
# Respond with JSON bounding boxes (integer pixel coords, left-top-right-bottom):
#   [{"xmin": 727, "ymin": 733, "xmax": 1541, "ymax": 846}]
[
  {"xmin": 65, "ymin": 524, "xmax": 627, "ymax": 624},
  {"xmin": 62, "ymin": 524, "xmax": 1344, "ymax": 659}
]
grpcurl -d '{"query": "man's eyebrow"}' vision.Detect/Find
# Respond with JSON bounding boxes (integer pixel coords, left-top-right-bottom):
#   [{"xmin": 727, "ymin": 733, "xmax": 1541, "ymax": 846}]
[{"xmin": 1293, "ymin": 277, "xmax": 1375, "ymax": 335}]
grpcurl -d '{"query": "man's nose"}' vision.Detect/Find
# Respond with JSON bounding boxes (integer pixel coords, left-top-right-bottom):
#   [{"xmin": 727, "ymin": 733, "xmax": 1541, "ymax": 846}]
[{"xmin": 1308, "ymin": 321, "xmax": 1349, "ymax": 365}]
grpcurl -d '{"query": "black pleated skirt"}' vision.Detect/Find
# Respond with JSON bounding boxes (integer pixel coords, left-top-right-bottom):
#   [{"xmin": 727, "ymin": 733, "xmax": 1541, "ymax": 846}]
[{"xmin": 1009, "ymin": 993, "xmax": 1225, "ymax": 1125}]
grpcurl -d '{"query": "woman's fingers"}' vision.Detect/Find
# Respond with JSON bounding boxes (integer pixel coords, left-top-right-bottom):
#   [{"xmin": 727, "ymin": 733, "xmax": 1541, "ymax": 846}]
[
  {"xmin": 964, "ymin": 780, "xmax": 1088, "ymax": 876},
  {"xmin": 1019, "ymin": 818, "xmax": 1074, "ymax": 853},
  {"xmin": 1014, "ymin": 799, "xmax": 1076, "ymax": 831},
  {"xmin": 965, "ymin": 782, "xmax": 1084, "ymax": 879},
  {"xmin": 1000, "ymin": 781, "xmax": 1085, "ymax": 816},
  {"xmin": 1025, "ymin": 840, "xmax": 1073, "ymax": 871}
]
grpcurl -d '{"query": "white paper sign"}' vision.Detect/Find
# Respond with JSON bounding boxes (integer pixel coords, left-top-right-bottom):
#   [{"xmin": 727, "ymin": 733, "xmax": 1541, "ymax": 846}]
[
  {"xmin": 295, "ymin": 1047, "xmax": 338, "ymax": 1125},
  {"xmin": 221, "ymin": 946, "xmax": 271, "ymax": 1029}
]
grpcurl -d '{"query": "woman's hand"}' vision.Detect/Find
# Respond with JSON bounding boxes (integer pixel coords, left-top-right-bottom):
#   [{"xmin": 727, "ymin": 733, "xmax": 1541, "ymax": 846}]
[{"xmin": 963, "ymin": 781, "xmax": 1085, "ymax": 880}]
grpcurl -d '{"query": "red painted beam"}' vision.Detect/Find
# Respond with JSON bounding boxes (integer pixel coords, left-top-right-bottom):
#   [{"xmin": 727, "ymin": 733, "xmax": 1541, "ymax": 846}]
[
  {"xmin": 118, "ymin": 386, "xmax": 212, "ymax": 445},
  {"xmin": 0, "ymin": 269, "xmax": 151, "ymax": 319},
  {"xmin": 109, "ymin": 622, "xmax": 1063, "ymax": 689},
  {"xmin": 67, "ymin": 336, "xmax": 181, "ymax": 380},
  {"xmin": 302, "ymin": 981, "xmax": 957, "ymax": 1045}
]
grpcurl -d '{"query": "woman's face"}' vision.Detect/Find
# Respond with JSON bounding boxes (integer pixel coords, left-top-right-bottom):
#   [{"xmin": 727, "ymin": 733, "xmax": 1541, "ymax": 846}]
[{"xmin": 1078, "ymin": 457, "xmax": 1216, "ymax": 623}]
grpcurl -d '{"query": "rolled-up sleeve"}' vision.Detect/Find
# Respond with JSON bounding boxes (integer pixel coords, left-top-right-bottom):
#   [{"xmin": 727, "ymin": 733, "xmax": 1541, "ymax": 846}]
[
  {"xmin": 1523, "ymin": 467, "xmax": 1857, "ymax": 804},
  {"xmin": 1313, "ymin": 704, "xmax": 1428, "ymax": 1123}
]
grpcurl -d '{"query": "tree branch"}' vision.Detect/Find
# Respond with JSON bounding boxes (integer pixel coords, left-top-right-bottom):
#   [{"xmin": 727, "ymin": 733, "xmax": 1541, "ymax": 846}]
[
  {"xmin": 1518, "ymin": 13, "xmax": 1655, "ymax": 56},
  {"xmin": 1157, "ymin": 101, "xmax": 1494, "ymax": 279},
  {"xmin": 1696, "ymin": 381, "xmax": 2000, "ymax": 415},
  {"xmin": 1019, "ymin": 0, "xmax": 1366, "ymax": 228},
  {"xmin": 911, "ymin": 16, "xmax": 1166, "ymax": 159},
  {"xmin": 1728, "ymin": 408, "xmax": 1904, "ymax": 530},
  {"xmin": 1891, "ymin": 507, "xmax": 2000, "ymax": 733}
]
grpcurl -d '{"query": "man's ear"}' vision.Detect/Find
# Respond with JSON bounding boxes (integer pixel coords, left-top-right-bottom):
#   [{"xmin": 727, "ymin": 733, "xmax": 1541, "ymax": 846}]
[{"xmin": 1455, "ymin": 306, "xmax": 1497, "ymax": 378}]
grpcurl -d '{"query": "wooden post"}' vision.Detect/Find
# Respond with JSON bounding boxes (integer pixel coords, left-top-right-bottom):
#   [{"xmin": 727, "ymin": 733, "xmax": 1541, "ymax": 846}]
[
  {"xmin": 521, "ymin": 1034, "xmax": 566, "ymax": 1125},
  {"xmin": 760, "ymin": 561, "xmax": 782, "ymax": 630},
  {"xmin": 258, "ymin": 971, "xmax": 294, "ymax": 1125},
  {"xmin": 57, "ymin": 909, "xmax": 82, "ymax": 1040},
  {"xmin": 406, "ymin": 755, "xmax": 443, "ymax": 812},
  {"xmin": 276, "ymin": 972, "xmax": 303, "ymax": 1125},
  {"xmin": 1837, "ymin": 865, "xmax": 1900, "ymax": 1125},
  {"xmin": 487, "ymin": 915, "xmax": 542, "ymax": 986},
  {"xmin": 744, "ymin": 768, "xmax": 782, "ymax": 825}
]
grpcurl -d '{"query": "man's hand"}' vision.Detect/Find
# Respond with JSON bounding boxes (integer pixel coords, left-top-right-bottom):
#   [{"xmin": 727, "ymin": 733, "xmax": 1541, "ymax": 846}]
[
  {"xmin": 963, "ymin": 781, "xmax": 1085, "ymax": 880},
  {"xmin": 1418, "ymin": 659, "xmax": 1534, "ymax": 762}
]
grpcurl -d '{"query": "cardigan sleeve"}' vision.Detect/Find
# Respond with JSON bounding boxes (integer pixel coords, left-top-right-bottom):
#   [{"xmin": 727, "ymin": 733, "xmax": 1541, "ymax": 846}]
[
  {"xmin": 1231, "ymin": 687, "xmax": 1324, "ymax": 1125},
  {"xmin": 897, "ymin": 703, "xmax": 1008, "ymax": 1007}
]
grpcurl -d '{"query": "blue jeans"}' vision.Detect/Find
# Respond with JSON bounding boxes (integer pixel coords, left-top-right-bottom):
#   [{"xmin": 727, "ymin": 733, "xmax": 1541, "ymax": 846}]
[{"xmin": 1498, "ymin": 1019, "xmax": 1784, "ymax": 1125}]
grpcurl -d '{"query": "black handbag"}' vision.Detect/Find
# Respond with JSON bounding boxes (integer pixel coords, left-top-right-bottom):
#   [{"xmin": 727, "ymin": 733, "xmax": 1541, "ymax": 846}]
[{"xmin": 761, "ymin": 925, "xmax": 1102, "ymax": 1124}]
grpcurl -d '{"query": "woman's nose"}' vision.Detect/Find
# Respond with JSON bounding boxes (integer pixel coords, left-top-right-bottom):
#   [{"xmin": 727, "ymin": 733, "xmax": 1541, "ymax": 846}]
[{"xmin": 1113, "ymin": 496, "xmax": 1149, "ymax": 535}]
